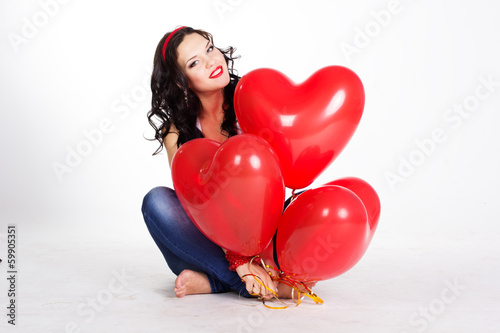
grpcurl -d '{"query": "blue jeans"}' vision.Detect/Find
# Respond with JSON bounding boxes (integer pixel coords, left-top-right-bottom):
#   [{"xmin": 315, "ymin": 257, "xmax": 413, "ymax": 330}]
[{"xmin": 141, "ymin": 186, "xmax": 251, "ymax": 297}]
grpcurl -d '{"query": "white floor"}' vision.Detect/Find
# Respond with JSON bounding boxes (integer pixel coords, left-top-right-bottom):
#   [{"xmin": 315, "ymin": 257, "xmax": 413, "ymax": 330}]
[{"xmin": 2, "ymin": 221, "xmax": 498, "ymax": 333}]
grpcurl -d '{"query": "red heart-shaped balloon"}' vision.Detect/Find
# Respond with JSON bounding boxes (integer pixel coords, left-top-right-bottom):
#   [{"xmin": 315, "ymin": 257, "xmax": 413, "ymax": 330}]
[
  {"xmin": 269, "ymin": 177, "xmax": 380, "ymax": 282},
  {"xmin": 171, "ymin": 134, "xmax": 285, "ymax": 256},
  {"xmin": 276, "ymin": 185, "xmax": 370, "ymax": 281},
  {"xmin": 235, "ymin": 66, "xmax": 365, "ymax": 189},
  {"xmin": 325, "ymin": 177, "xmax": 381, "ymax": 236}
]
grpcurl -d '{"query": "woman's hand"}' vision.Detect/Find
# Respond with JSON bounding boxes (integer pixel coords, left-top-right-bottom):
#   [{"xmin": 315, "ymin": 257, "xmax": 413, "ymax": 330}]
[{"xmin": 235, "ymin": 261, "xmax": 278, "ymax": 299}]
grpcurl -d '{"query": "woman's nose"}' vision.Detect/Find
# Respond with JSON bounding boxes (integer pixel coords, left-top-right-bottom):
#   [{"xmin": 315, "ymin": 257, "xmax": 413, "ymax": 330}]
[{"xmin": 205, "ymin": 56, "xmax": 216, "ymax": 68}]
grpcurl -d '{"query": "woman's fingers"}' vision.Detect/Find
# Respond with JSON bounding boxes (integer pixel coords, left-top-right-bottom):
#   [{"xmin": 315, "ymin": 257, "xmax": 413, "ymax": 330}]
[
  {"xmin": 237, "ymin": 261, "xmax": 279, "ymax": 298},
  {"xmin": 256, "ymin": 269, "xmax": 277, "ymax": 298},
  {"xmin": 243, "ymin": 274, "xmax": 262, "ymax": 295},
  {"xmin": 246, "ymin": 276, "xmax": 269, "ymax": 296},
  {"xmin": 244, "ymin": 277, "xmax": 256, "ymax": 294},
  {"xmin": 262, "ymin": 274, "xmax": 276, "ymax": 295},
  {"xmin": 248, "ymin": 281, "xmax": 266, "ymax": 298}
]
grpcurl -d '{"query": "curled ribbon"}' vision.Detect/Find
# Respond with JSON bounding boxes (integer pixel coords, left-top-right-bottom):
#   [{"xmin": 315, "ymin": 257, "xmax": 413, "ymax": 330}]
[{"xmin": 240, "ymin": 256, "xmax": 323, "ymax": 309}]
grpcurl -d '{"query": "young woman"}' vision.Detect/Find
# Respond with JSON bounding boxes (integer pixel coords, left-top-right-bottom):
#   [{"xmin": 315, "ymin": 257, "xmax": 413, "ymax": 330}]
[{"xmin": 142, "ymin": 26, "xmax": 284, "ymax": 299}]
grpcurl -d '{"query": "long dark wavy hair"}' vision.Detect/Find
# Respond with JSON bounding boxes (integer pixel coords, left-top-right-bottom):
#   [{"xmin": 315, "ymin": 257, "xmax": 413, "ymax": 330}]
[{"xmin": 147, "ymin": 26, "xmax": 240, "ymax": 155}]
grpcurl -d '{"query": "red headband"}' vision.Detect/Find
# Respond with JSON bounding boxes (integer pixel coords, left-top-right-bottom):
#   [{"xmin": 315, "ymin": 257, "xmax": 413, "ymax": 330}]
[{"xmin": 162, "ymin": 26, "xmax": 186, "ymax": 63}]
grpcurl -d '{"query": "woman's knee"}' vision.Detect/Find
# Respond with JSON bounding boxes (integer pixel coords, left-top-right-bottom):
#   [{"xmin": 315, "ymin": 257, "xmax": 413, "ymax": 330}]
[
  {"xmin": 141, "ymin": 186, "xmax": 175, "ymax": 219},
  {"xmin": 141, "ymin": 186, "xmax": 194, "ymax": 241}
]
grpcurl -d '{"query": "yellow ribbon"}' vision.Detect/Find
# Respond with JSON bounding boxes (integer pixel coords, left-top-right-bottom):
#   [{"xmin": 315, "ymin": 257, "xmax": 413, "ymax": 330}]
[{"xmin": 240, "ymin": 256, "xmax": 323, "ymax": 309}]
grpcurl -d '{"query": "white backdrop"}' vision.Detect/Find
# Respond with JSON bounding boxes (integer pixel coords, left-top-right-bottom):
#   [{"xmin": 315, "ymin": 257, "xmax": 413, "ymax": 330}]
[
  {"xmin": 1, "ymin": 0, "xmax": 499, "ymax": 276},
  {"xmin": 1, "ymin": 1, "xmax": 500, "ymax": 332}
]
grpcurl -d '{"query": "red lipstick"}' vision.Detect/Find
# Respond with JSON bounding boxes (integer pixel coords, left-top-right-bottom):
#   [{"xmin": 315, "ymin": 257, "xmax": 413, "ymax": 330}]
[{"xmin": 209, "ymin": 66, "xmax": 223, "ymax": 79}]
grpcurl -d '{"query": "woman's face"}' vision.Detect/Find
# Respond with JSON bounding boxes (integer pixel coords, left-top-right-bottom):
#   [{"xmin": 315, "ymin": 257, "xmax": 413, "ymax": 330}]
[{"xmin": 176, "ymin": 33, "xmax": 230, "ymax": 95}]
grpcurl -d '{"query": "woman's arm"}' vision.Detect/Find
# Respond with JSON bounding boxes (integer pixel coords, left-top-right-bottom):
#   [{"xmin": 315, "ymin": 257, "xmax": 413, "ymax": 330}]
[{"xmin": 164, "ymin": 123, "xmax": 179, "ymax": 167}]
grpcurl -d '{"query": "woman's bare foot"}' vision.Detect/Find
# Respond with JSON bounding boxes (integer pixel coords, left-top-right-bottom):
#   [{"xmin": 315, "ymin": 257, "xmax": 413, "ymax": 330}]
[
  {"xmin": 277, "ymin": 281, "xmax": 317, "ymax": 299},
  {"xmin": 174, "ymin": 270, "xmax": 211, "ymax": 298}
]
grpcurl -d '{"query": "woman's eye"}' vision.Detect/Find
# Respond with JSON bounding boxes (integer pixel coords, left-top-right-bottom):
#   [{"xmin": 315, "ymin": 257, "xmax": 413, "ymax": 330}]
[
  {"xmin": 189, "ymin": 60, "xmax": 198, "ymax": 68},
  {"xmin": 207, "ymin": 45, "xmax": 214, "ymax": 53}
]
